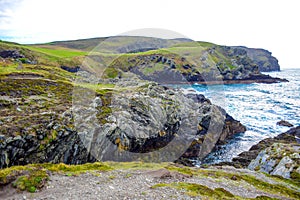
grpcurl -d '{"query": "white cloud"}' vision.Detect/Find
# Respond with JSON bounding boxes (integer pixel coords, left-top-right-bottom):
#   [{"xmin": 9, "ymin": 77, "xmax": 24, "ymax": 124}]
[{"xmin": 0, "ymin": 0, "xmax": 299, "ymax": 68}]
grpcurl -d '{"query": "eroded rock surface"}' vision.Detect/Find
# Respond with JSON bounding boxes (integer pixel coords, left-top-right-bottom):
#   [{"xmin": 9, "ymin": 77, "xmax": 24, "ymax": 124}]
[
  {"xmin": 232, "ymin": 126, "xmax": 300, "ymax": 180},
  {"xmin": 0, "ymin": 82, "xmax": 246, "ymax": 168}
]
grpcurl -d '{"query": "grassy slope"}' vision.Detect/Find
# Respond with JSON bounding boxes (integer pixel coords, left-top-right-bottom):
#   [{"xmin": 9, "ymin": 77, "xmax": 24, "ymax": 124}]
[
  {"xmin": 0, "ymin": 41, "xmax": 115, "ymax": 136},
  {"xmin": 25, "ymin": 45, "xmax": 87, "ymax": 58},
  {"xmin": 45, "ymin": 36, "xmax": 193, "ymax": 51},
  {"xmin": 0, "ymin": 41, "xmax": 87, "ymax": 67}
]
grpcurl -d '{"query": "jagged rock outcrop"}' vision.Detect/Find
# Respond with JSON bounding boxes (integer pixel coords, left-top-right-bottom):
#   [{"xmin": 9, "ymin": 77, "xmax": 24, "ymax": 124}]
[
  {"xmin": 73, "ymin": 82, "xmax": 246, "ymax": 163},
  {"xmin": 231, "ymin": 126, "xmax": 300, "ymax": 180},
  {"xmin": 248, "ymin": 143, "xmax": 300, "ymax": 179},
  {"xmin": 0, "ymin": 50, "xmax": 25, "ymax": 59},
  {"xmin": 0, "ymin": 113, "xmax": 96, "ymax": 168},
  {"xmin": 61, "ymin": 65, "xmax": 81, "ymax": 73},
  {"xmin": 218, "ymin": 46, "xmax": 285, "ymax": 82},
  {"xmin": 0, "ymin": 50, "xmax": 36, "ymax": 64},
  {"xmin": 231, "ymin": 47, "xmax": 280, "ymax": 72},
  {"xmin": 0, "ymin": 83, "xmax": 246, "ymax": 168}
]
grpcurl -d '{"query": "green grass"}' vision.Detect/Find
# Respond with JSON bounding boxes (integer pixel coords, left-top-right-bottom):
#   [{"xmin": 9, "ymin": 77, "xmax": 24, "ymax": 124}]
[
  {"xmin": 105, "ymin": 161, "xmax": 170, "ymax": 170},
  {"xmin": 12, "ymin": 169, "xmax": 49, "ymax": 193},
  {"xmin": 152, "ymin": 182, "xmax": 236, "ymax": 199},
  {"xmin": 0, "ymin": 162, "xmax": 113, "ymax": 192},
  {"xmin": 75, "ymin": 82, "xmax": 115, "ymax": 91},
  {"xmin": 0, "ymin": 41, "xmax": 85, "ymax": 67},
  {"xmin": 142, "ymin": 63, "xmax": 165, "ymax": 75},
  {"xmin": 192, "ymin": 168, "xmax": 300, "ymax": 199},
  {"xmin": 25, "ymin": 46, "xmax": 87, "ymax": 58},
  {"xmin": 0, "ymin": 63, "xmax": 77, "ymax": 81},
  {"xmin": 103, "ymin": 67, "xmax": 119, "ymax": 78}
]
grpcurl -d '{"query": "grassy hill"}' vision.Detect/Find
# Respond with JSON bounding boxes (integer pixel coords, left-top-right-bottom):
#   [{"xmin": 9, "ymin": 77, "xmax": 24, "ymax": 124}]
[
  {"xmin": 0, "ymin": 40, "xmax": 114, "ymax": 136},
  {"xmin": 45, "ymin": 36, "xmax": 193, "ymax": 52},
  {"xmin": 0, "ymin": 40, "xmax": 87, "ymax": 68}
]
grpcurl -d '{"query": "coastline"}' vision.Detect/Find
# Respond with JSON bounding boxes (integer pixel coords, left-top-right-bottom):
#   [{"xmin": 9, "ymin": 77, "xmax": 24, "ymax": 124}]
[{"xmin": 160, "ymin": 77, "xmax": 288, "ymax": 86}]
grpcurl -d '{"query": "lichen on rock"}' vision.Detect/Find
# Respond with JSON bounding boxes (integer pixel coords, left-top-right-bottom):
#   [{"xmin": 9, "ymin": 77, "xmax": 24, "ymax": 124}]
[{"xmin": 248, "ymin": 143, "xmax": 300, "ymax": 179}]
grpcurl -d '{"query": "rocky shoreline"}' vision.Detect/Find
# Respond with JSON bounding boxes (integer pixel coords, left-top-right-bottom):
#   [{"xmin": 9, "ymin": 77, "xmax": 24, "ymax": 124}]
[
  {"xmin": 222, "ymin": 126, "xmax": 300, "ymax": 181},
  {"xmin": 160, "ymin": 76, "xmax": 288, "ymax": 85}
]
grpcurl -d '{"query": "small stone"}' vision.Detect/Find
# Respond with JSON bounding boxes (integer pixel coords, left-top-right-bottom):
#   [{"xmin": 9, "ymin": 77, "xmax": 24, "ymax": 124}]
[
  {"xmin": 0, "ymin": 135, "xmax": 6, "ymax": 141},
  {"xmin": 37, "ymin": 135, "xmax": 44, "ymax": 140},
  {"xmin": 93, "ymin": 97, "xmax": 102, "ymax": 108},
  {"xmin": 25, "ymin": 134, "xmax": 34, "ymax": 140}
]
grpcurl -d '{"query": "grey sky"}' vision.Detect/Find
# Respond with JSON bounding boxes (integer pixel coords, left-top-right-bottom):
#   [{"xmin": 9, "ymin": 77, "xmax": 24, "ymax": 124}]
[{"xmin": 0, "ymin": 0, "xmax": 299, "ymax": 69}]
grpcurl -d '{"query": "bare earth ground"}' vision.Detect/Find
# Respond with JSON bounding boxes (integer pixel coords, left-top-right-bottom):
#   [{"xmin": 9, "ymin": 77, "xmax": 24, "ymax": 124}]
[{"xmin": 1, "ymin": 166, "xmax": 298, "ymax": 200}]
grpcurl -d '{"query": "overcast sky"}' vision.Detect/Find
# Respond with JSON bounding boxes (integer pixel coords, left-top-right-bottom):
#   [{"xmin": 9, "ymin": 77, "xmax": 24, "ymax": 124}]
[{"xmin": 0, "ymin": 0, "xmax": 299, "ymax": 68}]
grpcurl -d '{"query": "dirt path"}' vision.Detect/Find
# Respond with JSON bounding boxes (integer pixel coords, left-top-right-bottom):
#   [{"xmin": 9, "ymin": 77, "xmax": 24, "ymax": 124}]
[{"xmin": 1, "ymin": 166, "xmax": 298, "ymax": 200}]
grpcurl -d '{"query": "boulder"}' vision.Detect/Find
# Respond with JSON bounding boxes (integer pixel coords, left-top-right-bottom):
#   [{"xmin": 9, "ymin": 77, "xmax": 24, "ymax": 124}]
[
  {"xmin": 277, "ymin": 120, "xmax": 294, "ymax": 127},
  {"xmin": 248, "ymin": 143, "xmax": 299, "ymax": 179},
  {"xmin": 231, "ymin": 126, "xmax": 300, "ymax": 180},
  {"xmin": 0, "ymin": 50, "xmax": 25, "ymax": 59},
  {"xmin": 61, "ymin": 66, "xmax": 81, "ymax": 73}
]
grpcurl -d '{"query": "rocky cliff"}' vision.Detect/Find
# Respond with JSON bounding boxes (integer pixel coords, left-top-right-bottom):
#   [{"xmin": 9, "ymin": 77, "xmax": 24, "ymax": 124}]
[
  {"xmin": 0, "ymin": 79, "xmax": 246, "ymax": 168},
  {"xmin": 231, "ymin": 126, "xmax": 300, "ymax": 181},
  {"xmin": 102, "ymin": 41, "xmax": 287, "ymax": 84},
  {"xmin": 232, "ymin": 46, "xmax": 280, "ymax": 72}
]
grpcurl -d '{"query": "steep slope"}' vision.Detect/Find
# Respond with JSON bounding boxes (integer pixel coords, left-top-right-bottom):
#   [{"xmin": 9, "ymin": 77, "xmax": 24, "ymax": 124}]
[
  {"xmin": 0, "ymin": 40, "xmax": 87, "ymax": 68},
  {"xmin": 232, "ymin": 46, "xmax": 280, "ymax": 72},
  {"xmin": 101, "ymin": 44, "xmax": 286, "ymax": 84}
]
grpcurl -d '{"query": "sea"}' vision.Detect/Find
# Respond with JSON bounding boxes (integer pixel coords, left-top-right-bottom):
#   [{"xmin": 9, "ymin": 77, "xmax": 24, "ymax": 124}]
[{"xmin": 179, "ymin": 68, "xmax": 300, "ymax": 165}]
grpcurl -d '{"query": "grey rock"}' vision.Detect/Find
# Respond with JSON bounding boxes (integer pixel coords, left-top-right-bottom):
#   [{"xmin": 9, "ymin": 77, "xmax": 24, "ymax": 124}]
[
  {"xmin": 276, "ymin": 120, "xmax": 293, "ymax": 127},
  {"xmin": 248, "ymin": 142, "xmax": 300, "ymax": 179},
  {"xmin": 92, "ymin": 97, "xmax": 102, "ymax": 108},
  {"xmin": 0, "ymin": 50, "xmax": 25, "ymax": 59},
  {"xmin": 271, "ymin": 156, "xmax": 294, "ymax": 179}
]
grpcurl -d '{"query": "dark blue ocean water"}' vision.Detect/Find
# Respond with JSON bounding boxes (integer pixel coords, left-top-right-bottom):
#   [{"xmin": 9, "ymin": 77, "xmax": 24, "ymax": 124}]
[{"xmin": 181, "ymin": 69, "xmax": 300, "ymax": 164}]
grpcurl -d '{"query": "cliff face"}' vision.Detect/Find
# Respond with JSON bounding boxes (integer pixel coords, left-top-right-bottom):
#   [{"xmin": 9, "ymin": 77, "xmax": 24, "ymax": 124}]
[
  {"xmin": 0, "ymin": 80, "xmax": 246, "ymax": 168},
  {"xmin": 104, "ymin": 42, "xmax": 286, "ymax": 84},
  {"xmin": 231, "ymin": 47, "xmax": 280, "ymax": 72}
]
